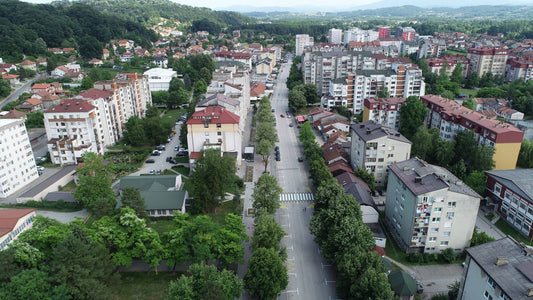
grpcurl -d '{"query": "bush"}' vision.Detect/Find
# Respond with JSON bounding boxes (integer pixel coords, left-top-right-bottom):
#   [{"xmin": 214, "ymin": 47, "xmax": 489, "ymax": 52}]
[
  {"xmin": 440, "ymin": 248, "xmax": 456, "ymax": 263},
  {"xmin": 14, "ymin": 200, "xmax": 82, "ymax": 210},
  {"xmin": 431, "ymin": 294, "xmax": 448, "ymax": 300}
]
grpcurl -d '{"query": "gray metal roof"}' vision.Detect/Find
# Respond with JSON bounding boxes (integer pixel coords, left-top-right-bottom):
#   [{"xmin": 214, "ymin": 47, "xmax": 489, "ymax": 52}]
[
  {"xmin": 466, "ymin": 237, "xmax": 533, "ymax": 300},
  {"xmin": 351, "ymin": 121, "xmax": 411, "ymax": 144},
  {"xmin": 118, "ymin": 175, "xmax": 186, "ymax": 210},
  {"xmin": 485, "ymin": 169, "xmax": 533, "ymax": 202},
  {"xmin": 389, "ymin": 157, "xmax": 480, "ymax": 198}
]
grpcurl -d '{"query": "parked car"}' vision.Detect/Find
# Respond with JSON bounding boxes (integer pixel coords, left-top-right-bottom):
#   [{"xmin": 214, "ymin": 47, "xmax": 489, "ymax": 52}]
[
  {"xmin": 151, "ymin": 150, "xmax": 160, "ymax": 156},
  {"xmin": 275, "ymin": 154, "xmax": 281, "ymax": 161},
  {"xmin": 271, "ymin": 108, "xmax": 275, "ymax": 112},
  {"xmin": 298, "ymin": 157, "xmax": 304, "ymax": 162},
  {"xmin": 174, "ymin": 145, "xmax": 179, "ymax": 151},
  {"xmin": 156, "ymin": 145, "xmax": 165, "ymax": 151},
  {"xmin": 146, "ymin": 159, "xmax": 155, "ymax": 163},
  {"xmin": 149, "ymin": 170, "xmax": 155, "ymax": 174},
  {"xmin": 280, "ymin": 114, "xmax": 285, "ymax": 118},
  {"xmin": 166, "ymin": 156, "xmax": 173, "ymax": 162},
  {"xmin": 275, "ymin": 146, "xmax": 279, "ymax": 152},
  {"xmin": 289, "ymin": 123, "xmax": 294, "ymax": 127},
  {"xmin": 169, "ymin": 159, "xmax": 178, "ymax": 164},
  {"xmin": 177, "ymin": 151, "xmax": 188, "ymax": 157},
  {"xmin": 36, "ymin": 166, "xmax": 45, "ymax": 171},
  {"xmin": 156, "ymin": 170, "xmax": 162, "ymax": 175}
]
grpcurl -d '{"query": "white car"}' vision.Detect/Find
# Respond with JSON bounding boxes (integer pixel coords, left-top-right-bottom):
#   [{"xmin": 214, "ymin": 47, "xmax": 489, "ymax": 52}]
[{"xmin": 36, "ymin": 166, "xmax": 45, "ymax": 171}]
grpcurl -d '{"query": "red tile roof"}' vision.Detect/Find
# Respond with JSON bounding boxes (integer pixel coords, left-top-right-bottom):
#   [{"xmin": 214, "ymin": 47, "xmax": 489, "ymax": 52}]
[
  {"xmin": 26, "ymin": 98, "xmax": 42, "ymax": 106},
  {"xmin": 44, "ymin": 99, "xmax": 95, "ymax": 113},
  {"xmin": 78, "ymin": 89, "xmax": 113, "ymax": 100},
  {"xmin": 189, "ymin": 152, "xmax": 202, "ymax": 159},
  {"xmin": 0, "ymin": 109, "xmax": 26, "ymax": 119},
  {"xmin": 186, "ymin": 106, "xmax": 239, "ymax": 125},
  {"xmin": 0, "ymin": 209, "xmax": 35, "ymax": 237}
]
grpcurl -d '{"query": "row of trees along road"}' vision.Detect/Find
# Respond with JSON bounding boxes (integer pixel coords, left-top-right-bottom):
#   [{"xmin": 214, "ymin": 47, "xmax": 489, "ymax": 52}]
[
  {"xmin": 254, "ymin": 96, "xmax": 278, "ymax": 172},
  {"xmin": 399, "ymin": 96, "xmax": 495, "ymax": 196},
  {"xmin": 298, "ymin": 121, "xmax": 395, "ymax": 299},
  {"xmin": 286, "ymin": 56, "xmax": 321, "ymax": 112},
  {"xmin": 245, "ymin": 173, "xmax": 288, "ymax": 299}
]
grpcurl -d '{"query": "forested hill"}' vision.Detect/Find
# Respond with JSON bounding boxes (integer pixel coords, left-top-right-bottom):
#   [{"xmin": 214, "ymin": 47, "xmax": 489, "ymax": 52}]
[
  {"xmin": 0, "ymin": 0, "xmax": 157, "ymax": 61},
  {"xmin": 60, "ymin": 0, "xmax": 255, "ymax": 28}
]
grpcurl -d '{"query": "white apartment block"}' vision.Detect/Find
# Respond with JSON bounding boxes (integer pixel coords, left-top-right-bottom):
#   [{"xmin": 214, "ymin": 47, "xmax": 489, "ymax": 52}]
[
  {"xmin": 350, "ymin": 121, "xmax": 411, "ymax": 186},
  {"xmin": 44, "ymin": 100, "xmax": 100, "ymax": 165},
  {"xmin": 362, "ymin": 97, "xmax": 406, "ymax": 131},
  {"xmin": 343, "ymin": 28, "xmax": 379, "ymax": 44},
  {"xmin": 467, "ymin": 47, "xmax": 508, "ymax": 77},
  {"xmin": 0, "ymin": 119, "xmax": 39, "ymax": 197},
  {"xmin": 328, "ymin": 28, "xmax": 343, "ymax": 45},
  {"xmin": 385, "ymin": 158, "xmax": 481, "ymax": 254},
  {"xmin": 321, "ymin": 77, "xmax": 349, "ymax": 111},
  {"xmin": 295, "ymin": 34, "xmax": 314, "ymax": 56}
]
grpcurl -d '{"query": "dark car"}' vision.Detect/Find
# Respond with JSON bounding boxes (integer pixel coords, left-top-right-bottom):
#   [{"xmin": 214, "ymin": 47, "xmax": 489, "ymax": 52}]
[
  {"xmin": 298, "ymin": 157, "xmax": 304, "ymax": 162},
  {"xmin": 166, "ymin": 156, "xmax": 172, "ymax": 162},
  {"xmin": 275, "ymin": 154, "xmax": 281, "ymax": 161},
  {"xmin": 177, "ymin": 151, "xmax": 188, "ymax": 157},
  {"xmin": 146, "ymin": 159, "xmax": 155, "ymax": 163},
  {"xmin": 275, "ymin": 146, "xmax": 279, "ymax": 152},
  {"xmin": 156, "ymin": 145, "xmax": 166, "ymax": 151},
  {"xmin": 169, "ymin": 159, "xmax": 178, "ymax": 164}
]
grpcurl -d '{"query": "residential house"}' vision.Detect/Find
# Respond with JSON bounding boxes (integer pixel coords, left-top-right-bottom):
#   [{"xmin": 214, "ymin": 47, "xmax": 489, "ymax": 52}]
[
  {"xmin": 458, "ymin": 237, "xmax": 533, "ymax": 300},
  {"xmin": 0, "ymin": 109, "xmax": 26, "ymax": 120},
  {"xmin": 250, "ymin": 81, "xmax": 267, "ymax": 102},
  {"xmin": 421, "ymin": 95, "xmax": 524, "ymax": 170},
  {"xmin": 102, "ymin": 49, "xmax": 110, "ymax": 60},
  {"xmin": 2, "ymin": 74, "xmax": 19, "ymax": 85},
  {"xmin": 118, "ymin": 175, "xmax": 188, "ymax": 216},
  {"xmin": 120, "ymin": 52, "xmax": 133, "ymax": 62},
  {"xmin": 32, "ymin": 92, "xmax": 60, "ymax": 109},
  {"xmin": 485, "ymin": 169, "xmax": 533, "ymax": 239},
  {"xmin": 0, "ymin": 63, "xmax": 17, "ymax": 73},
  {"xmin": 17, "ymin": 97, "xmax": 43, "ymax": 112},
  {"xmin": 475, "ymin": 98, "xmax": 524, "ymax": 121},
  {"xmin": 186, "ymin": 106, "xmax": 241, "ymax": 165},
  {"xmin": 0, "ymin": 119, "xmax": 39, "ymax": 197},
  {"xmin": 88, "ymin": 58, "xmax": 103, "ymax": 66},
  {"xmin": 350, "ymin": 121, "xmax": 412, "ymax": 186},
  {"xmin": 153, "ymin": 57, "xmax": 168, "ymax": 68},
  {"xmin": 214, "ymin": 51, "xmax": 252, "ymax": 71},
  {"xmin": 18, "ymin": 60, "xmax": 37, "ymax": 71},
  {"xmin": 0, "ymin": 209, "xmax": 36, "ymax": 250}
]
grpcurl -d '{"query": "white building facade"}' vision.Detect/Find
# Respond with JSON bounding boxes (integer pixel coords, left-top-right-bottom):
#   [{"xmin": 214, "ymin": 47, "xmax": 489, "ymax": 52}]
[
  {"xmin": 0, "ymin": 119, "xmax": 39, "ymax": 197},
  {"xmin": 143, "ymin": 68, "xmax": 178, "ymax": 92}
]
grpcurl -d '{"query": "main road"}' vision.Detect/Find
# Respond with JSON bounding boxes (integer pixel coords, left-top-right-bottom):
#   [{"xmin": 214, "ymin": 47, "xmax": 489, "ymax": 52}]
[{"xmin": 271, "ymin": 62, "xmax": 337, "ymax": 300}]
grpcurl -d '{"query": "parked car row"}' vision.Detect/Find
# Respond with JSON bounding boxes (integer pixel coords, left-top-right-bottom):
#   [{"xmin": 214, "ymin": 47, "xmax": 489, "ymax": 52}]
[{"xmin": 275, "ymin": 146, "xmax": 280, "ymax": 161}]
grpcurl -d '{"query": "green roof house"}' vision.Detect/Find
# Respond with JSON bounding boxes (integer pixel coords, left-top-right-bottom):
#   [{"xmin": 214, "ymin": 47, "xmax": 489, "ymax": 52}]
[{"xmin": 118, "ymin": 175, "xmax": 188, "ymax": 216}]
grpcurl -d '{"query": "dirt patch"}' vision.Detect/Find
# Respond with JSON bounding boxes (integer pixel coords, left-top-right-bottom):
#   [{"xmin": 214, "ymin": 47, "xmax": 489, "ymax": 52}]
[{"xmin": 245, "ymin": 166, "xmax": 254, "ymax": 182}]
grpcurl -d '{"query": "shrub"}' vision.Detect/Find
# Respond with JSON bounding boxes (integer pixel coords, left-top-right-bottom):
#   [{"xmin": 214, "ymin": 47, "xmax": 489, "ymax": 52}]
[{"xmin": 440, "ymin": 248, "xmax": 456, "ymax": 263}]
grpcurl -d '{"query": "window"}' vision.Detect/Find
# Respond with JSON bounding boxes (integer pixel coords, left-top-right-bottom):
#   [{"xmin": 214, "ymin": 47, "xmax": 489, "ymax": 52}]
[
  {"xmin": 448, "ymin": 202, "xmax": 456, "ymax": 208},
  {"xmin": 378, "ymin": 158, "xmax": 384, "ymax": 162},
  {"xmin": 446, "ymin": 212, "xmax": 455, "ymax": 219},
  {"xmin": 432, "ymin": 217, "xmax": 441, "ymax": 223},
  {"xmin": 205, "ymin": 132, "xmax": 209, "ymax": 136},
  {"xmin": 431, "ymin": 228, "xmax": 439, "ymax": 233},
  {"xmin": 484, "ymin": 291, "xmax": 493, "ymax": 300},
  {"xmin": 440, "ymin": 241, "xmax": 449, "ymax": 246},
  {"xmin": 434, "ymin": 207, "xmax": 442, "ymax": 212},
  {"xmin": 488, "ymin": 277, "xmax": 495, "ymax": 289},
  {"xmin": 217, "ymin": 131, "xmax": 222, "ymax": 136},
  {"xmin": 443, "ymin": 231, "xmax": 451, "ymax": 237},
  {"xmin": 216, "ymin": 123, "xmax": 221, "ymax": 128},
  {"xmin": 387, "ymin": 154, "xmax": 394, "ymax": 158},
  {"xmin": 429, "ymin": 237, "xmax": 437, "ymax": 242},
  {"xmin": 494, "ymin": 184, "xmax": 501, "ymax": 194}
]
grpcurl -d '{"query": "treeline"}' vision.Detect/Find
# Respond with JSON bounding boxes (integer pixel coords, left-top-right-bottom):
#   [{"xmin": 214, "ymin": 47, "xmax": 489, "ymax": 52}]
[
  {"xmin": 72, "ymin": 0, "xmax": 254, "ymax": 28},
  {"xmin": 0, "ymin": 0, "xmax": 157, "ymax": 61},
  {"xmin": 298, "ymin": 122, "xmax": 394, "ymax": 299}
]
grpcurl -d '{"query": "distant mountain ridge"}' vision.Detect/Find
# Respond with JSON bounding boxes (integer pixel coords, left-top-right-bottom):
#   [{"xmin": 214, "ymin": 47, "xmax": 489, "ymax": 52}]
[{"xmin": 240, "ymin": 4, "xmax": 533, "ymax": 20}]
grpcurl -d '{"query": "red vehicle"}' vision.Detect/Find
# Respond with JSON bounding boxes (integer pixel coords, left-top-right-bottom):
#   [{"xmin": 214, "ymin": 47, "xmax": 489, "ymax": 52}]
[{"xmin": 280, "ymin": 114, "xmax": 285, "ymax": 118}]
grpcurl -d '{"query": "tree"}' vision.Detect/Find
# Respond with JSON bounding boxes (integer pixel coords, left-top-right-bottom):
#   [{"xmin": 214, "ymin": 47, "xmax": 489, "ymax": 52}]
[
  {"xmin": 377, "ymin": 85, "xmax": 390, "ymax": 98},
  {"xmin": 410, "ymin": 125, "xmax": 433, "ymax": 160},
  {"xmin": 120, "ymin": 187, "xmax": 147, "ymax": 219},
  {"xmin": 464, "ymin": 72, "xmax": 480, "ymax": 89},
  {"xmin": 255, "ymin": 122, "xmax": 278, "ymax": 148},
  {"xmin": 217, "ymin": 214, "xmax": 247, "ymax": 267},
  {"xmin": 199, "ymin": 67, "xmax": 212, "ymax": 84},
  {"xmin": 167, "ymin": 263, "xmax": 243, "ymax": 300},
  {"xmin": 49, "ymin": 225, "xmax": 117, "ymax": 300},
  {"xmin": 354, "ymin": 167, "xmax": 376, "ymax": 191},
  {"xmin": 144, "ymin": 117, "xmax": 167, "ymax": 145},
  {"xmin": 464, "ymin": 171, "xmax": 487, "ymax": 196},
  {"xmin": 73, "ymin": 152, "xmax": 116, "ymax": 217},
  {"xmin": 517, "ymin": 138, "xmax": 533, "ymax": 168},
  {"xmin": 470, "ymin": 227, "xmax": 495, "ymax": 246},
  {"xmin": 181, "ymin": 215, "xmax": 220, "ymax": 264},
  {"xmin": 80, "ymin": 76, "xmax": 94, "ymax": 90},
  {"xmin": 462, "ymin": 98, "xmax": 476, "ymax": 110},
  {"xmin": 298, "ymin": 122, "xmax": 314, "ymax": 143},
  {"xmin": 151, "ymin": 91, "xmax": 168, "ymax": 105},
  {"xmin": 256, "ymin": 139, "xmax": 273, "ymax": 173},
  {"xmin": 193, "ymin": 79, "xmax": 207, "ymax": 95},
  {"xmin": 476, "ymin": 87, "xmax": 506, "ymax": 98},
  {"xmin": 123, "ymin": 116, "xmax": 146, "ymax": 146},
  {"xmin": 0, "ymin": 248, "xmax": 23, "ymax": 284},
  {"xmin": 480, "ymin": 72, "xmax": 494, "ymax": 88},
  {"xmin": 145, "ymin": 104, "xmax": 160, "ymax": 118},
  {"xmin": 244, "ymin": 247, "xmax": 288, "ymax": 300},
  {"xmin": 399, "ymin": 96, "xmax": 427, "ymax": 140},
  {"xmin": 288, "ymin": 89, "xmax": 306, "ymax": 112},
  {"xmin": 9, "ymin": 241, "xmax": 43, "ymax": 268},
  {"xmin": 25, "ymin": 111, "xmax": 44, "ymax": 129},
  {"xmin": 252, "ymin": 173, "xmax": 282, "ymax": 214},
  {"xmin": 252, "ymin": 212, "xmax": 286, "ymax": 258},
  {"xmin": 450, "ymin": 62, "xmax": 464, "ymax": 84},
  {"xmin": 303, "ymin": 83, "xmax": 320, "ymax": 104},
  {"xmin": 17, "ymin": 215, "xmax": 72, "ymax": 259},
  {"xmin": 0, "ymin": 268, "xmax": 70, "ymax": 300},
  {"xmin": 191, "ymin": 148, "xmax": 236, "ymax": 213}
]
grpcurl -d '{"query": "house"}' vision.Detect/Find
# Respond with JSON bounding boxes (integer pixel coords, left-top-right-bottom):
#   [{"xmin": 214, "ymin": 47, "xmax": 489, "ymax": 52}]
[
  {"xmin": 250, "ymin": 81, "xmax": 266, "ymax": 102},
  {"xmin": 120, "ymin": 52, "xmax": 133, "ymax": 62},
  {"xmin": 152, "ymin": 57, "xmax": 168, "ymax": 68},
  {"xmin": 350, "ymin": 121, "xmax": 411, "ymax": 186},
  {"xmin": 475, "ymin": 98, "xmax": 524, "ymax": 121},
  {"xmin": 0, "ymin": 63, "xmax": 17, "ymax": 73},
  {"xmin": 485, "ymin": 169, "xmax": 533, "ymax": 239},
  {"xmin": 0, "ymin": 109, "xmax": 27, "ymax": 120},
  {"xmin": 0, "ymin": 119, "xmax": 39, "ymax": 197},
  {"xmin": 323, "ymin": 148, "xmax": 348, "ymax": 165},
  {"xmin": 102, "ymin": 49, "xmax": 110, "ymax": 60},
  {"xmin": 18, "ymin": 60, "xmax": 37, "ymax": 71},
  {"xmin": 118, "ymin": 175, "xmax": 188, "ymax": 216},
  {"xmin": 0, "ymin": 209, "xmax": 36, "ymax": 250},
  {"xmin": 2, "ymin": 74, "xmax": 19, "ymax": 85},
  {"xmin": 458, "ymin": 237, "xmax": 533, "ymax": 300},
  {"xmin": 88, "ymin": 58, "xmax": 103, "ymax": 66},
  {"xmin": 186, "ymin": 106, "xmax": 241, "ymax": 165},
  {"xmin": 32, "ymin": 92, "xmax": 60, "ymax": 109},
  {"xmin": 17, "ymin": 97, "xmax": 43, "ymax": 112},
  {"xmin": 385, "ymin": 158, "xmax": 481, "ymax": 254}
]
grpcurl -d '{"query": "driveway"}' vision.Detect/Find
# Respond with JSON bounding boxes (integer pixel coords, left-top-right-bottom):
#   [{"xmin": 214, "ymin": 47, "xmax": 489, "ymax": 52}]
[{"xmin": 36, "ymin": 209, "xmax": 88, "ymax": 223}]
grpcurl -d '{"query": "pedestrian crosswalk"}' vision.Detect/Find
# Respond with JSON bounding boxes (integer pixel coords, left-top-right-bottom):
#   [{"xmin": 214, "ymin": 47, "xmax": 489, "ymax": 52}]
[{"xmin": 279, "ymin": 192, "xmax": 314, "ymax": 202}]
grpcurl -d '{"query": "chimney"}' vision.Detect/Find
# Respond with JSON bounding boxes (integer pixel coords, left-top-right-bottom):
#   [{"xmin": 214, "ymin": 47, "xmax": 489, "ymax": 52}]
[
  {"xmin": 415, "ymin": 177, "xmax": 422, "ymax": 183},
  {"xmin": 360, "ymin": 124, "xmax": 365, "ymax": 128},
  {"xmin": 366, "ymin": 129, "xmax": 371, "ymax": 135},
  {"xmin": 495, "ymin": 257, "xmax": 508, "ymax": 266},
  {"xmin": 528, "ymin": 288, "xmax": 533, "ymax": 297}
]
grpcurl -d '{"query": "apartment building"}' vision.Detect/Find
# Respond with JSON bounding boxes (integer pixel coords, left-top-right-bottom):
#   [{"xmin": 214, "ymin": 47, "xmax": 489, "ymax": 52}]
[
  {"xmin": 343, "ymin": 28, "xmax": 379, "ymax": 44},
  {"xmin": 363, "ymin": 97, "xmax": 406, "ymax": 130},
  {"xmin": 186, "ymin": 106, "xmax": 241, "ymax": 164},
  {"xmin": 395, "ymin": 27, "xmax": 416, "ymax": 42},
  {"xmin": 143, "ymin": 68, "xmax": 178, "ymax": 92},
  {"xmin": 485, "ymin": 169, "xmax": 533, "ymax": 239},
  {"xmin": 0, "ymin": 119, "xmax": 39, "ymax": 197},
  {"xmin": 505, "ymin": 57, "xmax": 533, "ymax": 82},
  {"xmin": 295, "ymin": 34, "xmax": 314, "ymax": 56},
  {"xmin": 321, "ymin": 77, "xmax": 349, "ymax": 112},
  {"xmin": 328, "ymin": 28, "xmax": 343, "ymax": 44},
  {"xmin": 427, "ymin": 55, "xmax": 470, "ymax": 78},
  {"xmin": 420, "ymin": 95, "xmax": 524, "ymax": 170},
  {"xmin": 417, "ymin": 38, "xmax": 447, "ymax": 59},
  {"xmin": 350, "ymin": 121, "xmax": 412, "ymax": 186},
  {"xmin": 213, "ymin": 51, "xmax": 253, "ymax": 70},
  {"xmin": 44, "ymin": 100, "xmax": 100, "ymax": 165},
  {"xmin": 385, "ymin": 158, "xmax": 480, "ymax": 254},
  {"xmin": 458, "ymin": 237, "xmax": 533, "ymax": 300},
  {"xmin": 376, "ymin": 26, "xmax": 391, "ymax": 39},
  {"xmin": 467, "ymin": 47, "xmax": 508, "ymax": 77}
]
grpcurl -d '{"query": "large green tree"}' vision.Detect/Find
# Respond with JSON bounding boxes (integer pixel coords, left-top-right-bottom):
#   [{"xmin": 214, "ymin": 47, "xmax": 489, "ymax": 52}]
[
  {"xmin": 191, "ymin": 148, "xmax": 236, "ymax": 213},
  {"xmin": 217, "ymin": 214, "xmax": 248, "ymax": 267},
  {"xmin": 244, "ymin": 247, "xmax": 288, "ymax": 300},
  {"xmin": 252, "ymin": 173, "xmax": 282, "ymax": 214},
  {"xmin": 399, "ymin": 96, "xmax": 427, "ymax": 140},
  {"xmin": 0, "ymin": 268, "xmax": 70, "ymax": 300},
  {"xmin": 252, "ymin": 213, "xmax": 286, "ymax": 258},
  {"xmin": 120, "ymin": 186, "xmax": 147, "ymax": 219}
]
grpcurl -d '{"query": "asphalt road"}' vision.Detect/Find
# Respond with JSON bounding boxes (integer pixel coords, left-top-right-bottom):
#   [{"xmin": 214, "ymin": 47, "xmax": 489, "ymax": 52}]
[
  {"xmin": 272, "ymin": 61, "xmax": 338, "ymax": 300},
  {"xmin": 0, "ymin": 75, "xmax": 40, "ymax": 109}
]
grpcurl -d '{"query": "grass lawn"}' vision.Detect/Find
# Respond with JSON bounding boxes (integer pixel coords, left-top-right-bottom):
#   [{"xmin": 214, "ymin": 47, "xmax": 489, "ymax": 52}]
[
  {"xmin": 147, "ymin": 218, "xmax": 176, "ymax": 235},
  {"xmin": 111, "ymin": 272, "xmax": 181, "ymax": 300},
  {"xmin": 208, "ymin": 200, "xmax": 242, "ymax": 224},
  {"xmin": 58, "ymin": 180, "xmax": 77, "ymax": 192},
  {"xmin": 459, "ymin": 88, "xmax": 477, "ymax": 97},
  {"xmin": 495, "ymin": 219, "xmax": 533, "ymax": 245},
  {"xmin": 171, "ymin": 166, "xmax": 190, "ymax": 176},
  {"xmin": 176, "ymin": 157, "xmax": 189, "ymax": 163},
  {"xmin": 162, "ymin": 109, "xmax": 186, "ymax": 123}
]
